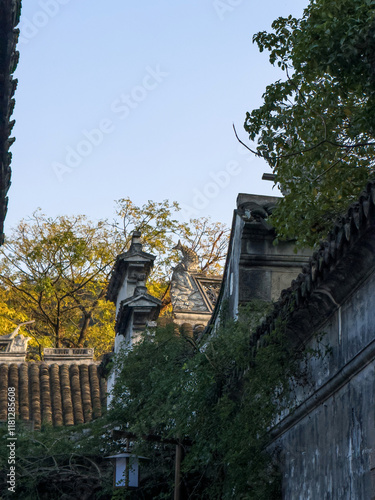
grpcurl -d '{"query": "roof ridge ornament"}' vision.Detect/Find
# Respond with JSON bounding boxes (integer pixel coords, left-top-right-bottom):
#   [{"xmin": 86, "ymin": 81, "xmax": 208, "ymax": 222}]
[
  {"xmin": 173, "ymin": 240, "xmax": 200, "ymax": 272},
  {"xmin": 129, "ymin": 230, "xmax": 143, "ymax": 253}
]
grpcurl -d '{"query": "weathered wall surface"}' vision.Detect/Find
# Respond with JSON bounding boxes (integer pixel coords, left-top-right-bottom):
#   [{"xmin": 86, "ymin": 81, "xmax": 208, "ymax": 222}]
[
  {"xmin": 279, "ymin": 363, "xmax": 374, "ymax": 499},
  {"xmin": 220, "ymin": 211, "xmax": 243, "ymax": 321},
  {"xmin": 273, "ymin": 269, "xmax": 375, "ymax": 499},
  {"xmin": 208, "ymin": 195, "xmax": 310, "ymax": 331}
]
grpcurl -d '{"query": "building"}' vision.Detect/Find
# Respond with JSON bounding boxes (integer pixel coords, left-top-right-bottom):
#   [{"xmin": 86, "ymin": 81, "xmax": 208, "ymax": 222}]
[
  {"xmin": 106, "ymin": 231, "xmax": 162, "ymax": 402},
  {"xmin": 0, "ymin": 324, "xmax": 107, "ymax": 429},
  {"xmin": 106, "ymin": 231, "xmax": 161, "ymax": 350},
  {"xmin": 212, "ymin": 185, "xmax": 375, "ymax": 498},
  {"xmin": 259, "ymin": 181, "xmax": 375, "ymax": 499},
  {"xmin": 208, "ymin": 193, "xmax": 311, "ymax": 330}
]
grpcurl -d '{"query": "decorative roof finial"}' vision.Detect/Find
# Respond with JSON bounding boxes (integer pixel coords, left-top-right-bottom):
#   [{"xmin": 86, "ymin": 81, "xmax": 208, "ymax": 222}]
[
  {"xmin": 173, "ymin": 240, "xmax": 200, "ymax": 272},
  {"xmin": 130, "ymin": 230, "xmax": 142, "ymax": 253}
]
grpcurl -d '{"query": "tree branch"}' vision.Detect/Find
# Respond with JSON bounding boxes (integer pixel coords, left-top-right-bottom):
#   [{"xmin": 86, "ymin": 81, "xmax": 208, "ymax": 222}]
[{"xmin": 233, "ymin": 124, "xmax": 260, "ymax": 156}]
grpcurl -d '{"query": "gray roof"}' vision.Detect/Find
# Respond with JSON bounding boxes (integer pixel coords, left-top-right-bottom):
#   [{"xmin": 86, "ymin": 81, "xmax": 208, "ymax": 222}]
[
  {"xmin": 0, "ymin": 0, "xmax": 21, "ymax": 244},
  {"xmin": 0, "ymin": 362, "xmax": 107, "ymax": 430}
]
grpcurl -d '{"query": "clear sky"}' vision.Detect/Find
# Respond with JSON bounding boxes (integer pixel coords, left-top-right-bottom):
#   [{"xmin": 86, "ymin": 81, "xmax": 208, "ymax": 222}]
[{"xmin": 6, "ymin": 0, "xmax": 308, "ymax": 233}]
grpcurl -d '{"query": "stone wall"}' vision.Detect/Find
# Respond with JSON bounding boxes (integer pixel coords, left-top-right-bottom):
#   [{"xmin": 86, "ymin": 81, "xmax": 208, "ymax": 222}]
[
  {"xmin": 43, "ymin": 348, "xmax": 95, "ymax": 365},
  {"xmin": 259, "ymin": 180, "xmax": 375, "ymax": 499},
  {"xmin": 208, "ymin": 194, "xmax": 311, "ymax": 329},
  {"xmin": 206, "ymin": 184, "xmax": 375, "ymax": 498},
  {"xmin": 272, "ymin": 269, "xmax": 375, "ymax": 499}
]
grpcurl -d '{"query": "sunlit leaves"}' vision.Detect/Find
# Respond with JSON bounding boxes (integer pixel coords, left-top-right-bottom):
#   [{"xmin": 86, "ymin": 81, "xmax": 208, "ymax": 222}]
[
  {"xmin": 0, "ymin": 203, "xmax": 228, "ymax": 356},
  {"xmin": 245, "ymin": 0, "xmax": 375, "ymax": 246},
  {"xmin": 0, "ymin": 286, "xmax": 28, "ymax": 335},
  {"xmin": 115, "ymin": 199, "xmax": 229, "ymax": 312},
  {"xmin": 0, "ymin": 210, "xmax": 121, "ymax": 355}
]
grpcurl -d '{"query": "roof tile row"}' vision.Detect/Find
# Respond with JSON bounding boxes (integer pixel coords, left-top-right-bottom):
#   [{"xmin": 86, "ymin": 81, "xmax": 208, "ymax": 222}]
[{"xmin": 0, "ymin": 362, "xmax": 107, "ymax": 430}]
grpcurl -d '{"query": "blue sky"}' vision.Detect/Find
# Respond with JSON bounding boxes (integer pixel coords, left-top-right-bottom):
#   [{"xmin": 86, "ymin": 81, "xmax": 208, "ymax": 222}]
[{"xmin": 6, "ymin": 0, "xmax": 308, "ymax": 232}]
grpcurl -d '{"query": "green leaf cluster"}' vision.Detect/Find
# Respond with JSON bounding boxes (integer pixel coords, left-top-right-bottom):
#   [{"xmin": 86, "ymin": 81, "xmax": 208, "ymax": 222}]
[
  {"xmin": 246, "ymin": 0, "xmax": 375, "ymax": 247},
  {"xmin": 109, "ymin": 302, "xmax": 310, "ymax": 499},
  {"xmin": 0, "ymin": 202, "xmax": 228, "ymax": 357},
  {"xmin": 0, "ymin": 211, "xmax": 119, "ymax": 356}
]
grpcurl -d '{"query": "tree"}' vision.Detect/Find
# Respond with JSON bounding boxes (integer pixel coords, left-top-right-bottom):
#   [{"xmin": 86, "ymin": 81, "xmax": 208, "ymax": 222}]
[
  {"xmin": 109, "ymin": 198, "xmax": 229, "ymax": 312},
  {"xmin": 180, "ymin": 217, "xmax": 229, "ymax": 275},
  {"xmin": 0, "ymin": 419, "xmax": 115, "ymax": 499},
  {"xmin": 0, "ymin": 201, "xmax": 228, "ymax": 356},
  {"xmin": 0, "ymin": 212, "xmax": 120, "ymax": 356},
  {"xmin": 110, "ymin": 302, "xmax": 308, "ymax": 499},
  {"xmin": 243, "ymin": 0, "xmax": 375, "ymax": 247},
  {"xmin": 0, "ymin": 285, "xmax": 28, "ymax": 334},
  {"xmin": 115, "ymin": 199, "xmax": 229, "ymax": 275}
]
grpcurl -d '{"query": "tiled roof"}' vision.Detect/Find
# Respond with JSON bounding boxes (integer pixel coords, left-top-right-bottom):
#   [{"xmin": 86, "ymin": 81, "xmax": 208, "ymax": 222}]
[
  {"xmin": 0, "ymin": 0, "xmax": 21, "ymax": 244},
  {"xmin": 0, "ymin": 362, "xmax": 107, "ymax": 430},
  {"xmin": 255, "ymin": 180, "xmax": 375, "ymax": 345}
]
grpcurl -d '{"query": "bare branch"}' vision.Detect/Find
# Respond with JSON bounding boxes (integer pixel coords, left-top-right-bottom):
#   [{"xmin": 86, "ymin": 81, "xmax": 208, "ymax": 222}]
[{"xmin": 233, "ymin": 124, "xmax": 260, "ymax": 156}]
